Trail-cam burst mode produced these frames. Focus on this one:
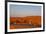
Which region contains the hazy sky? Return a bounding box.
[10,4,41,17]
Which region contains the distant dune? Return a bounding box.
[10,16,41,29]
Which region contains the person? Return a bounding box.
[29,20,32,24]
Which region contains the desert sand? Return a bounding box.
[10,16,41,29]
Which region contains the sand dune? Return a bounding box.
[10,16,41,29]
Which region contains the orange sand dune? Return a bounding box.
[10,16,41,29]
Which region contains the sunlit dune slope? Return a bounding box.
[10,16,41,29]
